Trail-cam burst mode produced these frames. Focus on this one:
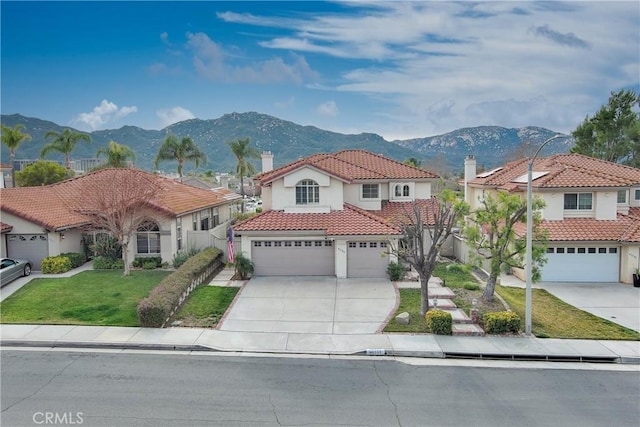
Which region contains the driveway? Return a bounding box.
[218,276,397,334]
[538,282,640,332]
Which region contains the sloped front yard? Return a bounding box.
[0,270,169,326]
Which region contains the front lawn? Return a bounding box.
[172,286,239,328]
[496,285,640,340]
[0,270,169,326]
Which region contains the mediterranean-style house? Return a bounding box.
[0,168,242,270]
[233,150,439,278]
[462,153,640,284]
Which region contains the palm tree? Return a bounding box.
[41,128,91,177]
[154,134,207,177]
[96,140,136,168]
[228,137,260,204]
[1,124,32,187]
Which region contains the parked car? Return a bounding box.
[0,257,32,287]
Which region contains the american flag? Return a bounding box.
[227,226,235,264]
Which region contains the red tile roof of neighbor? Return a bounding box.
[257,150,438,184]
[0,168,241,231]
[513,210,640,243]
[0,222,13,233]
[470,153,640,190]
[234,204,401,236]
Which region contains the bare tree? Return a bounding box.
[73,170,163,276]
[389,190,469,315]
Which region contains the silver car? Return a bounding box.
[0,257,32,287]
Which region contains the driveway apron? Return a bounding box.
[218,276,397,334]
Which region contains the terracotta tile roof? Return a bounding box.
[0,168,241,231]
[257,150,438,184]
[513,211,640,243]
[470,153,640,190]
[1,222,13,233]
[234,204,401,236]
[372,199,440,226]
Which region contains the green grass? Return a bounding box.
[173,286,239,327]
[0,270,169,326]
[496,285,640,340]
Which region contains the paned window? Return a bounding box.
[296,180,319,205]
[564,193,592,210]
[137,221,161,254]
[362,184,379,199]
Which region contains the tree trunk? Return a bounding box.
[65,155,72,178]
[483,273,498,302]
[122,243,130,277]
[10,150,15,187]
[240,175,245,213]
[420,275,430,316]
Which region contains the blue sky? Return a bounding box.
[1,1,639,141]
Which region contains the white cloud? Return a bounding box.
[156,106,196,127]
[185,32,319,84]
[72,99,137,130]
[237,1,639,136]
[316,101,339,117]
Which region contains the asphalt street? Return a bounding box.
[1,350,639,427]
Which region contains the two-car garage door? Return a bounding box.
[251,239,390,278]
[252,240,334,276]
[542,246,619,282]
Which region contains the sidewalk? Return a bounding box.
[1,266,639,365]
[1,324,639,364]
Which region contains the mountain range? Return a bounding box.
[0,112,573,174]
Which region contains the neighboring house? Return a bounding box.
[234,150,439,278]
[0,168,241,270]
[1,163,13,188]
[462,154,640,284]
[0,222,13,257]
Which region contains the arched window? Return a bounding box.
[403,185,410,197]
[394,185,402,197]
[137,220,161,254]
[394,184,410,198]
[296,180,319,205]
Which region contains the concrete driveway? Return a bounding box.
[538,282,640,332]
[218,276,397,334]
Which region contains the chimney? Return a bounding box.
[219,174,229,189]
[261,151,274,173]
[464,155,477,205]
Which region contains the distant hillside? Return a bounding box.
[1,113,572,173]
[394,126,573,170]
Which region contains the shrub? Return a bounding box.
[172,247,201,269]
[133,257,162,269]
[425,310,453,335]
[60,252,87,268]
[93,234,122,259]
[386,262,406,281]
[234,253,254,280]
[483,311,521,335]
[445,263,471,273]
[463,282,480,291]
[92,256,123,270]
[142,261,158,270]
[138,247,222,327]
[41,256,73,274]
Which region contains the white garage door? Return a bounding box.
[542,246,619,282]
[7,234,49,271]
[252,240,335,276]
[347,241,389,278]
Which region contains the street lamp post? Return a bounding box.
[525,134,564,336]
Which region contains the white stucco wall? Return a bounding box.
[621,245,638,284]
[539,192,564,220]
[343,183,384,210]
[594,191,617,220]
[270,168,344,211]
[335,239,348,278]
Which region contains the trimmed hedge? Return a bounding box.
[41,256,73,274]
[60,252,87,268]
[133,256,162,269]
[137,247,222,327]
[425,309,452,335]
[483,311,521,335]
[93,256,124,270]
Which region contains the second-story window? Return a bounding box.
[617,190,628,204]
[564,193,592,210]
[394,184,410,198]
[296,179,319,205]
[362,184,379,199]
